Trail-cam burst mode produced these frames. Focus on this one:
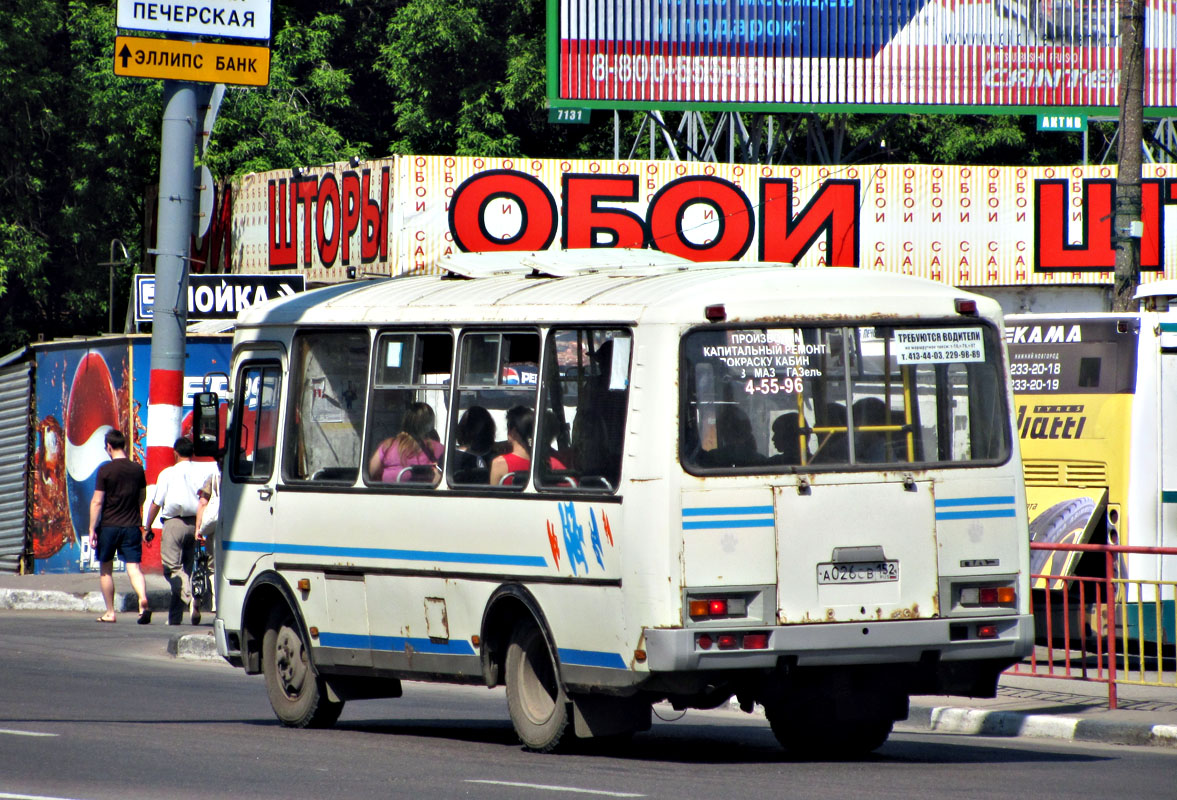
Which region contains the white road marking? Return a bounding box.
[0,793,89,800]
[465,780,644,797]
[0,729,58,738]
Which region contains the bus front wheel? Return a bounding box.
[262,605,343,728]
[505,622,571,752]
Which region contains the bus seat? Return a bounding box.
[452,467,490,485]
[396,465,440,484]
[311,466,358,482]
[499,470,529,487]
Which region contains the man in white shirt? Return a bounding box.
[144,437,216,625]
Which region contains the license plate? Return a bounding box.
[816,560,899,585]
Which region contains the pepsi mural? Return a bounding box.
[31,338,231,574]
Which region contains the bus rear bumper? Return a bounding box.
[643,615,1034,673]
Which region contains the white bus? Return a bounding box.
[1006,281,1177,646]
[194,254,1033,756]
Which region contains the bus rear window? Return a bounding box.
[681,324,1010,471]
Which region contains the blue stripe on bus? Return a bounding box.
[1159,322,1177,333]
[222,540,548,568]
[683,506,774,516]
[558,648,628,669]
[683,519,776,530]
[318,632,477,656]
[1163,491,1177,504]
[934,496,1017,508]
[935,509,1018,520]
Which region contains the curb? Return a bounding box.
[906,704,1177,749]
[0,587,170,614]
[167,631,221,661]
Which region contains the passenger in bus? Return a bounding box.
[810,403,849,464]
[451,405,496,480]
[368,401,444,483]
[767,412,802,466]
[853,397,890,463]
[489,406,566,486]
[700,406,765,467]
[571,408,618,483]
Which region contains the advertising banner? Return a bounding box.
[31,337,231,574]
[229,155,1177,287]
[552,0,1177,111]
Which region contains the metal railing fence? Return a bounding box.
[1007,542,1177,709]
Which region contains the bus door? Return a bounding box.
[222,357,285,582]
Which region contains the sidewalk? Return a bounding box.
[3,570,1176,748]
[0,569,218,660]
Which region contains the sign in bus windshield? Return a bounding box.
[1005,319,1139,394]
[683,323,1009,470]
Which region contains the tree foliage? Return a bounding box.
[0,0,1100,350]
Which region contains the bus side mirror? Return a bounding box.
[192,390,226,458]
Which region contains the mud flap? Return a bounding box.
[571,694,652,738]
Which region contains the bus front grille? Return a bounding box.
[1023,460,1107,487]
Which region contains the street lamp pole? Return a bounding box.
[99,239,131,334]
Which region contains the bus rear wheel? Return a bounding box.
[262,605,343,728]
[765,701,893,758]
[505,623,571,752]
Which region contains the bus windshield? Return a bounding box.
[681,323,1010,471]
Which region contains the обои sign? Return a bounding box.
[221,156,1177,287]
[116,0,272,40]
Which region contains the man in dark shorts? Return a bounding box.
[88,430,151,623]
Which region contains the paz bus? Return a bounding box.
[193,253,1033,756]
[1006,281,1177,646]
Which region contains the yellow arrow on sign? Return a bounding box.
[113,36,270,87]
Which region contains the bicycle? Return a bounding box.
[191,537,214,612]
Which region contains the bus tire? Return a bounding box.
[505,622,571,752]
[262,605,343,729]
[766,703,892,758]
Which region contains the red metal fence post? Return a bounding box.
[1105,549,1118,710]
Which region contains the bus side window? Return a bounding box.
[231,363,282,482]
[282,330,371,484]
[537,329,631,493]
[448,331,540,489]
[365,331,453,488]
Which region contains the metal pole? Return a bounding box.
[1113,0,1145,311]
[144,79,196,557]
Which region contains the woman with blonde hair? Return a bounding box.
[369,402,443,483]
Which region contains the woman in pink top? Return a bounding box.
[489,406,565,486]
[368,402,443,483]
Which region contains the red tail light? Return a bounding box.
[742,633,769,650]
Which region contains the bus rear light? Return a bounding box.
[954,298,978,315]
[717,634,739,650]
[977,624,999,639]
[697,633,714,650]
[705,304,726,322]
[960,585,1016,606]
[742,633,769,650]
[688,596,747,619]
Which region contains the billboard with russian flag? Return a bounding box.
[551,0,1177,112]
